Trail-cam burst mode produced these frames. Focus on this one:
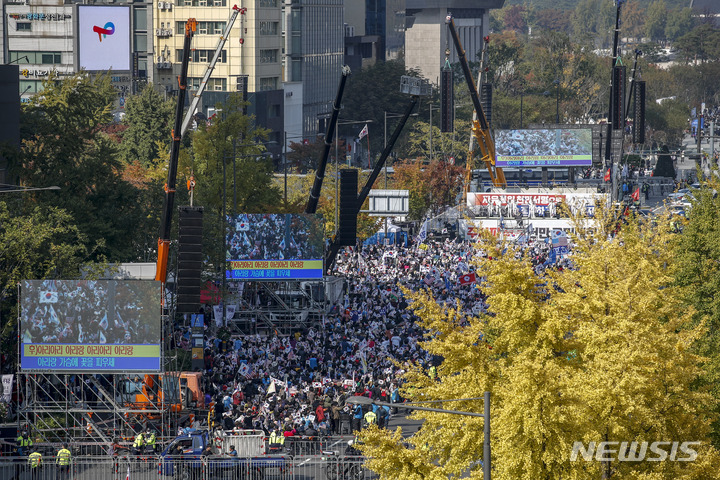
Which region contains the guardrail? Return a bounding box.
[0,454,374,479]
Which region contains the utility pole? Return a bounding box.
[605,0,624,204]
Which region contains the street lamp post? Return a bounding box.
[347,392,492,480]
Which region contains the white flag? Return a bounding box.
[415,220,428,244]
[358,124,369,140]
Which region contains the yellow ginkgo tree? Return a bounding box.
[357,210,720,479]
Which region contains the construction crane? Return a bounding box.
[446,14,506,188]
[180,5,246,137]
[156,18,197,284]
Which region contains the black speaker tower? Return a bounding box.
[633,81,646,144]
[338,169,358,247]
[611,65,625,130]
[441,68,454,133]
[177,206,203,314]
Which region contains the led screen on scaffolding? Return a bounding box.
[20,280,161,372]
[495,128,593,167]
[226,214,324,280]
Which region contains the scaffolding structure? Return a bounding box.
[226,280,329,335]
[15,307,186,454]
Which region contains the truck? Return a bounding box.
[159,429,289,479]
[117,372,205,416]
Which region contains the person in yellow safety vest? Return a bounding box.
[363,410,377,428]
[17,430,33,456]
[145,430,157,453]
[132,432,145,455]
[28,447,42,480]
[268,430,285,452]
[56,443,71,480]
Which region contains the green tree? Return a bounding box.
[644,0,668,42]
[665,7,695,42]
[189,94,282,271]
[339,60,422,157]
[12,72,143,261]
[0,202,89,371]
[570,0,614,47]
[119,84,174,167]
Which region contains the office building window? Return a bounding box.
[181,21,226,34]
[16,23,31,31]
[176,49,226,63]
[189,77,226,91]
[259,0,276,6]
[10,51,61,64]
[259,49,278,64]
[177,0,226,6]
[259,21,278,35]
[259,77,278,91]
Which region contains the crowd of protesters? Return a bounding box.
[173,235,575,441]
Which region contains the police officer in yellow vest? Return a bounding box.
[363,409,377,428]
[17,430,33,456]
[28,447,42,479]
[268,430,285,452]
[132,431,145,455]
[145,430,157,453]
[56,443,71,479]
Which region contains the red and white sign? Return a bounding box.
[468,193,566,207]
[459,273,476,285]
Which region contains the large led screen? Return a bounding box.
[78,6,131,71]
[226,214,324,280]
[20,280,161,372]
[495,128,593,167]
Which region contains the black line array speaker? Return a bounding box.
[633,81,646,144]
[611,65,626,130]
[338,169,358,247]
[177,206,203,314]
[481,83,493,128]
[441,68,454,133]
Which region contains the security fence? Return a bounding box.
[0,454,374,480]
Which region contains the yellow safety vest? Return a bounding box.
[17,436,33,447]
[269,432,285,445]
[364,411,377,424]
[56,448,71,466]
[133,434,144,448]
[146,434,156,447]
[28,452,42,468]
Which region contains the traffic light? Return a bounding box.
[441,68,454,133]
[611,65,625,130]
[177,206,203,314]
[338,169,358,247]
[633,81,646,144]
[481,83,493,128]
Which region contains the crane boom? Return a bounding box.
[305,65,352,214]
[180,5,245,137]
[156,18,197,284]
[445,15,506,188]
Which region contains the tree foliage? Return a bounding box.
[119,84,174,167]
[358,211,720,479]
[12,72,143,261]
[0,202,90,370]
[189,94,282,271]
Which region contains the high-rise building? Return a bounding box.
[155,0,283,113]
[405,0,505,85]
[283,0,343,138]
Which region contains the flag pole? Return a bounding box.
[367,134,371,169]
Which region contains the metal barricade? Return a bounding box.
[0,454,375,480]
